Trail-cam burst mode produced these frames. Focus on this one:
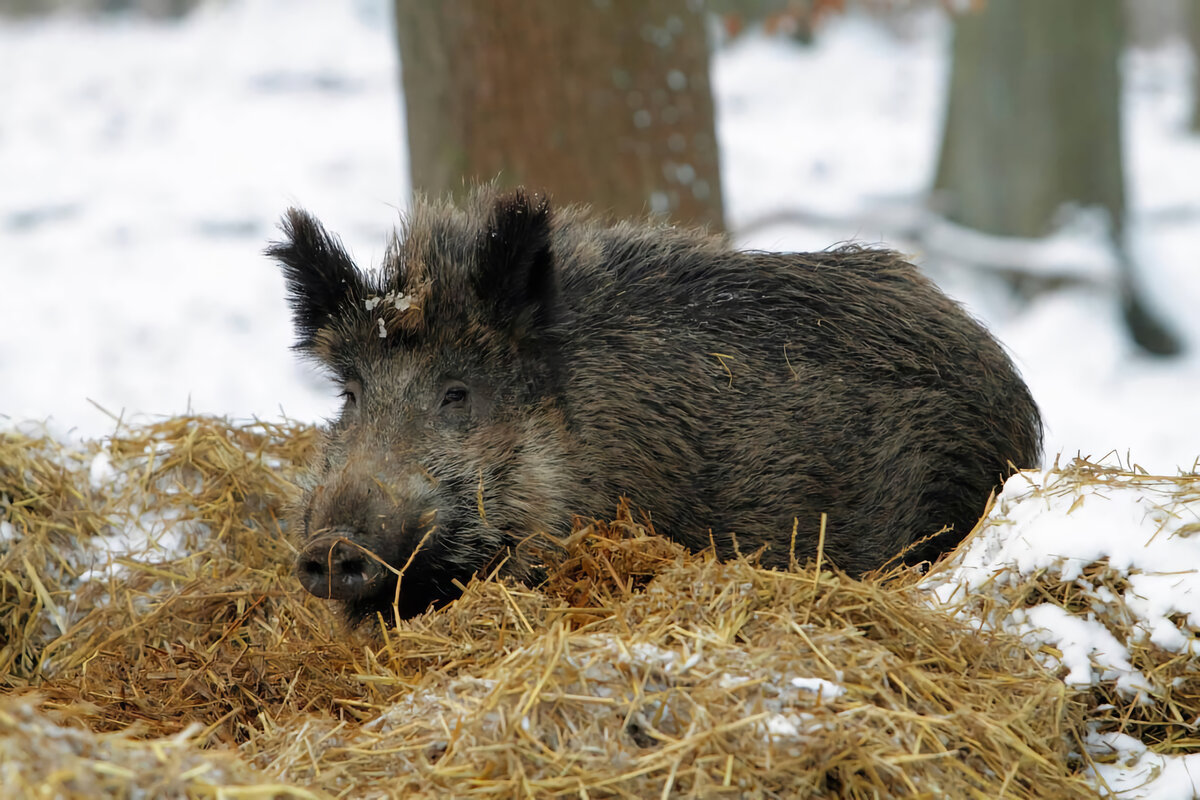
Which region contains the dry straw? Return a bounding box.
[1,417,1107,797]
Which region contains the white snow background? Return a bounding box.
[3,1,1200,796]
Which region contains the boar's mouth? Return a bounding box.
[295,530,470,623]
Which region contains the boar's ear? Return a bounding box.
[476,189,559,334]
[267,208,366,354]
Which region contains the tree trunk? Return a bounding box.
[934,0,1124,238]
[933,0,1180,355]
[1190,0,1200,132]
[394,0,726,230]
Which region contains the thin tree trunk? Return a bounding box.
[395,0,725,230]
[934,0,1125,238]
[1190,0,1200,131]
[934,0,1180,355]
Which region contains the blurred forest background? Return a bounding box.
[4,0,1196,356]
[3,0,1200,469]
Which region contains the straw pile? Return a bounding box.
[1,416,1101,797]
[925,458,1200,763]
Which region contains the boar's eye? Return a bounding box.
[440,384,469,409]
[340,379,362,408]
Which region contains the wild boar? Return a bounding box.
[269,186,1042,623]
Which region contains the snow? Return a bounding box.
[3,1,1200,795]
[1087,730,1200,800]
[1,0,404,437]
[762,712,816,738]
[88,451,114,487]
[789,676,845,699]
[1017,602,1150,694]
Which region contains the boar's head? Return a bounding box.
[269,190,570,624]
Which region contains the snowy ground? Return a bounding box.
[1,0,402,434]
[3,2,1200,795]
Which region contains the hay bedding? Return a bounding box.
[4,417,1177,798]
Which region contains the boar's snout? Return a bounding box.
[296,532,389,601]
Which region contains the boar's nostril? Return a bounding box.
[296,535,386,602]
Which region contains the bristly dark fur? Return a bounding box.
[270,185,1044,626]
[267,208,367,354]
[475,188,559,334]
